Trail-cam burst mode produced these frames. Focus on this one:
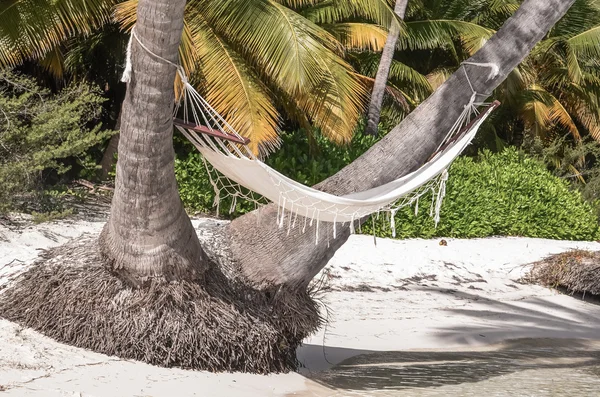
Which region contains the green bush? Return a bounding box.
[0,70,114,213]
[175,151,219,215]
[363,148,600,241]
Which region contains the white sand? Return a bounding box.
[1,217,600,396]
[299,236,600,373]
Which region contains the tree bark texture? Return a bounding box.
[99,121,120,180]
[99,0,208,284]
[226,0,576,289]
[365,0,409,136]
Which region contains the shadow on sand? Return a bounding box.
[299,290,600,393]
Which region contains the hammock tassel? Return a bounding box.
[429,188,435,217]
[287,203,293,236]
[390,209,398,238]
[434,169,449,227]
[302,207,309,234]
[372,217,377,246]
[279,198,287,229]
[333,213,338,239]
[276,193,282,226]
[315,212,320,245]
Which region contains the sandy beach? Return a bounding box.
[1,217,600,396]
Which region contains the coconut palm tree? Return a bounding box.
[98,0,207,282]
[365,0,409,136]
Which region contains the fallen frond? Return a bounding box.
[525,250,600,296]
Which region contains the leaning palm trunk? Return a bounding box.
[98,0,207,284]
[365,0,409,136]
[227,0,577,289]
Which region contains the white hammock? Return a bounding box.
[122,28,500,240]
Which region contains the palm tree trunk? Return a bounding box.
[99,0,208,285]
[226,0,576,289]
[99,119,120,180]
[364,0,409,136]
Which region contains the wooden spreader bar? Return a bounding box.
[173,118,251,145]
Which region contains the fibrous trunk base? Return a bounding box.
[0,237,321,373]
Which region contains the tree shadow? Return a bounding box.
[426,288,600,344]
[300,288,600,392]
[303,339,600,391]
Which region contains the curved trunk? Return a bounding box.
[227,0,576,289]
[365,0,409,136]
[99,129,120,180]
[99,0,208,285]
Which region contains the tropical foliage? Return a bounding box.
[1,0,401,155]
[366,148,600,241]
[391,1,600,160]
[0,70,113,212]
[0,0,116,74]
[2,0,600,239]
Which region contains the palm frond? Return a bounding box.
[189,16,281,155]
[397,19,493,54]
[294,54,368,143]
[521,86,581,141]
[552,0,600,37]
[356,73,412,110]
[470,0,519,27]
[439,0,519,29]
[324,22,388,52]
[199,0,340,92]
[198,0,367,143]
[352,52,432,103]
[113,0,137,29]
[0,0,115,68]
[548,96,582,141]
[562,85,600,142]
[302,0,397,27]
[387,60,434,101]
[38,46,65,79]
[565,41,583,85]
[426,67,453,90]
[568,26,600,60]
[271,0,323,9]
